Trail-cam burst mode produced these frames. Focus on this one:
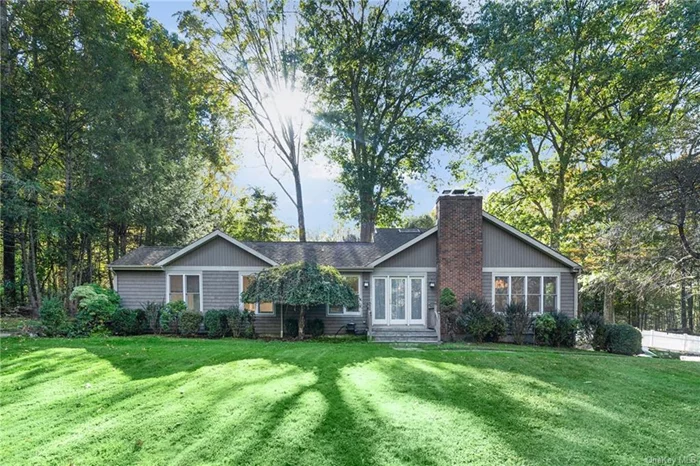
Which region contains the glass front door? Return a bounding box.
[373,276,425,326]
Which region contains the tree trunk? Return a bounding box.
[292,165,306,242]
[298,305,306,339]
[359,191,375,242]
[603,283,615,323]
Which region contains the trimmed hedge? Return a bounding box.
[535,312,578,347]
[110,308,147,336]
[179,311,203,337]
[204,309,231,338]
[606,324,642,355]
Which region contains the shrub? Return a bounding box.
[306,318,325,338]
[225,307,255,338]
[503,302,532,345]
[179,311,203,337]
[110,308,147,336]
[534,313,557,346]
[204,309,231,338]
[457,293,505,343]
[142,301,162,334]
[159,300,186,334]
[534,312,578,347]
[39,297,68,336]
[578,312,606,350]
[440,288,459,341]
[605,324,642,355]
[550,312,578,347]
[71,284,120,335]
[284,318,299,338]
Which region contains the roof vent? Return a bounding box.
[398,228,421,233]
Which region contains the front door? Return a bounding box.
[373,276,425,326]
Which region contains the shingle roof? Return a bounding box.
[244,229,427,268]
[110,246,182,266]
[109,229,429,268]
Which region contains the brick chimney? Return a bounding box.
[436,192,483,305]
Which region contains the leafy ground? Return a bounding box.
[1,337,698,466]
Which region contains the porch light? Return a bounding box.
[363,280,369,288]
[429,282,435,288]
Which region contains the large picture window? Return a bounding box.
[493,274,558,313]
[328,275,361,315]
[167,274,201,312]
[240,274,274,315]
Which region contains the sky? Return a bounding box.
[144,0,502,237]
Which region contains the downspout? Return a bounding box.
[280,304,284,338]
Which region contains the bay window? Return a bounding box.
[493,274,558,313]
[240,274,274,315]
[328,274,361,315]
[167,274,201,312]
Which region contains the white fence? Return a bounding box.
[642,330,700,354]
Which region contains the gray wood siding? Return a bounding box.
[203,271,238,310]
[482,272,492,303]
[483,220,566,268]
[560,272,576,318]
[170,237,270,267]
[379,234,436,268]
[115,271,166,308]
[427,271,437,312]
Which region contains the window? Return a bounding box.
[492,273,558,313]
[240,274,274,314]
[544,277,557,312]
[494,276,509,311]
[328,275,361,315]
[167,274,201,312]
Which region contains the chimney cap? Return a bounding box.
[467,189,476,196]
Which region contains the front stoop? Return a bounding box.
[371,326,439,344]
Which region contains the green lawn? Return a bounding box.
[1,337,698,466]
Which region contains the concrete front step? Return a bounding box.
[372,327,438,343]
[371,331,438,338]
[372,326,436,333]
[373,336,439,343]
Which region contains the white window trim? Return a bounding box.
[370,272,428,326]
[238,273,276,316]
[492,271,560,314]
[165,271,203,313]
[326,274,363,316]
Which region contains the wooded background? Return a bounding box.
[1,0,698,332]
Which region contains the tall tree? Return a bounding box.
[3,0,232,310]
[463,0,698,251]
[215,187,292,241]
[180,0,310,241]
[301,0,476,241]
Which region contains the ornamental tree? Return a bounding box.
[240,262,358,339]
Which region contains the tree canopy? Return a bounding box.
[301,0,477,240]
[240,261,358,338]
